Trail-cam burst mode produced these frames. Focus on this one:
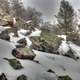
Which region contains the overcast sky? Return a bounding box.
[23,0,80,24]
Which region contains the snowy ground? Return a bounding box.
[0,27,80,80]
[1,39,80,80]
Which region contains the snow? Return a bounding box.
[58,40,70,55]
[33,50,80,80]
[1,28,80,80]
[0,39,15,58]
[29,28,42,37]
[0,26,11,33]
[68,41,80,57]
[1,38,80,80]
[18,29,30,36]
[9,28,41,47]
[0,39,58,80]
[25,37,32,47]
[57,35,66,41]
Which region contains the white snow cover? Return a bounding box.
[58,40,70,55]
[34,50,80,80]
[25,37,32,47]
[68,41,80,57]
[0,26,11,33]
[0,39,15,58]
[18,29,30,36]
[1,38,80,80]
[57,35,66,41]
[0,39,58,80]
[9,28,41,47]
[1,28,80,80]
[29,28,42,37]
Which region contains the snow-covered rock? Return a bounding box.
[68,41,80,58]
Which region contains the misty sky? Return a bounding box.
[23,0,80,24]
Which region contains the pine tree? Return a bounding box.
[0,0,10,14]
[56,0,74,33]
[11,0,27,19]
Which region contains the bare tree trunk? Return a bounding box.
[13,17,18,37]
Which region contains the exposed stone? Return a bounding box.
[17,38,27,47]
[12,48,36,60]
[47,69,55,73]
[0,32,10,41]
[0,73,7,80]
[17,74,27,80]
[4,58,23,70]
[58,75,72,80]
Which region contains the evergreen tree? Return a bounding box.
[11,0,27,20]
[26,7,42,27]
[56,0,74,33]
[0,0,10,14]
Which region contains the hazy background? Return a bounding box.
[22,0,80,24]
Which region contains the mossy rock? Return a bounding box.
[58,75,72,80]
[4,58,23,70]
[17,74,27,80]
[31,31,62,53]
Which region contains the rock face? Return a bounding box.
[32,40,55,53]
[0,32,10,41]
[17,38,27,48]
[31,32,62,54]
[12,48,36,60]
[63,49,77,60]
[58,75,72,80]
[0,73,7,80]
[4,58,23,70]
[17,74,27,80]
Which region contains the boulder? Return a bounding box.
[0,73,7,80]
[0,32,10,41]
[4,58,23,70]
[17,38,27,47]
[47,69,55,73]
[17,74,27,80]
[12,48,36,60]
[58,75,72,80]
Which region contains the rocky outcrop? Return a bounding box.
[4,58,23,70]
[58,75,72,80]
[12,48,36,60]
[0,73,7,80]
[31,33,62,54]
[17,74,27,80]
[17,38,27,48]
[0,32,10,41]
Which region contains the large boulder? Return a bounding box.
[12,48,36,60]
[0,32,10,41]
[31,31,62,53]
